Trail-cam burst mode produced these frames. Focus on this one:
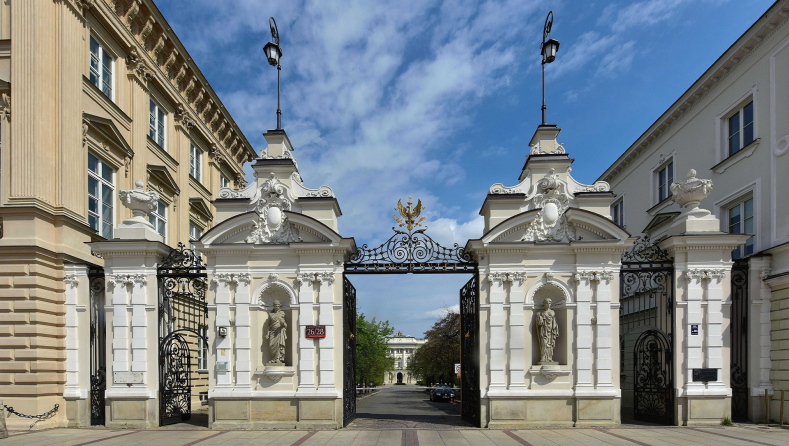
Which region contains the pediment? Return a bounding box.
[84,113,134,158]
[147,164,180,195]
[199,210,346,246]
[481,208,630,244]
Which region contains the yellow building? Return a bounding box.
[0,0,255,429]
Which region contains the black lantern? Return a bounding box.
[263,17,283,129]
[540,11,560,125]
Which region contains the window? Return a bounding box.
[220,174,230,189]
[149,201,167,242]
[149,99,166,148]
[657,162,674,203]
[190,143,202,182]
[189,222,202,251]
[612,199,624,227]
[728,197,754,259]
[197,326,208,370]
[88,153,114,239]
[728,101,754,156]
[89,36,113,100]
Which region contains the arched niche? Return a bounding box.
[529,282,569,367]
[252,278,297,371]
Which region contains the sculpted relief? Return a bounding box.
[266,300,288,365]
[536,298,560,365]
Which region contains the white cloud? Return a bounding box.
[600,0,687,33]
[424,304,460,319]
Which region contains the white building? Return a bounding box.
[384,331,426,384]
[599,0,789,423]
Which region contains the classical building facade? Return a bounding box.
[384,331,425,384]
[0,0,255,430]
[599,0,789,423]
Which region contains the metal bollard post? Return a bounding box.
[0,399,8,439]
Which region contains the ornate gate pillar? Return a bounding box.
[656,169,750,426]
[89,181,169,428]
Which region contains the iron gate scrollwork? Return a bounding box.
[88,267,106,426]
[342,275,357,427]
[460,274,480,428]
[158,243,207,426]
[620,235,674,425]
[730,259,749,421]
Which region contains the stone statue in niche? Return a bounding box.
[266,300,287,364]
[536,298,559,364]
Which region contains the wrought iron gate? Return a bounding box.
[88,267,106,426]
[343,197,479,427]
[157,243,207,426]
[620,236,674,425]
[730,259,749,421]
[460,274,480,428]
[342,276,357,427]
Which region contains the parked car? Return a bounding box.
[430,384,453,402]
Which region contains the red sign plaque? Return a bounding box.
[305,325,326,338]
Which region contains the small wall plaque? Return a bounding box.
[305,325,326,338]
[692,368,717,382]
[113,371,144,384]
[691,324,699,335]
[216,361,229,372]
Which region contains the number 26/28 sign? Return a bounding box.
[305,325,326,338]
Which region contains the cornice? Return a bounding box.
[599,2,789,183]
[95,0,256,166]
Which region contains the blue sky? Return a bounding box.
[159,0,773,337]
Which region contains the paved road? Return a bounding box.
[5,425,789,446]
[348,384,469,429]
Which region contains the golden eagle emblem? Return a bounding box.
[394,196,426,231]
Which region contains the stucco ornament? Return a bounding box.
[266,300,288,365]
[247,173,301,244]
[536,298,559,365]
[522,169,576,242]
[530,140,566,155]
[118,180,159,228]
[670,169,714,216]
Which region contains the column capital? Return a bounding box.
[63,274,80,289]
[487,272,510,285]
[685,268,726,283]
[318,272,335,284]
[295,272,316,286]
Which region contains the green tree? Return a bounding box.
[355,312,394,386]
[408,308,460,386]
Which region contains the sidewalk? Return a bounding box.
[3,425,789,446]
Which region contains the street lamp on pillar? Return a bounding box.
[540,11,560,126]
[263,17,283,130]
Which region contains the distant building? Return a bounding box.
[384,331,425,384]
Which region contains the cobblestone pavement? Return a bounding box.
[4,425,789,446]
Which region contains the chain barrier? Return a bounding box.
[2,404,59,430]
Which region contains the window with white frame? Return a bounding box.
[612,199,624,227]
[189,222,202,251]
[197,326,208,370]
[89,35,114,100]
[88,153,114,239]
[149,201,167,242]
[149,99,166,148]
[727,101,754,156]
[657,161,674,203]
[728,197,754,259]
[190,143,202,182]
[220,174,229,189]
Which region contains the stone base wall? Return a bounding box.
[678,396,731,426]
[64,398,89,427]
[770,283,789,423]
[208,398,341,430]
[105,398,158,429]
[0,248,67,430]
[486,397,619,427]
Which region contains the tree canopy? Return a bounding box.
[355,312,394,386]
[408,308,460,386]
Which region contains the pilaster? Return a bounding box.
[296,272,317,391]
[212,273,233,388]
[508,273,527,389]
[63,266,88,400]
[233,273,252,389]
[317,272,336,391]
[594,271,615,388]
[573,272,594,389]
[488,272,509,391]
